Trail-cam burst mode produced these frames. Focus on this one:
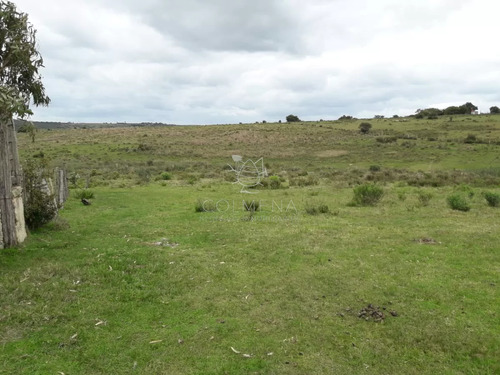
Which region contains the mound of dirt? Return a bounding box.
[358,304,398,322]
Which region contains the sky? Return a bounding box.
[13,0,500,125]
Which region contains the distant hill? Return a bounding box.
[13,119,176,130]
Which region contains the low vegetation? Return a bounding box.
[350,183,384,206]
[447,193,471,212]
[2,113,499,374]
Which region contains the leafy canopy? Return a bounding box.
[0,1,49,118]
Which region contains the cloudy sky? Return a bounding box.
[13,0,500,124]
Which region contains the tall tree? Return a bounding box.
[1,1,49,248]
[0,0,50,120]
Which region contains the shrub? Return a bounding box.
[74,189,95,200]
[456,184,475,198]
[22,158,58,230]
[305,201,329,215]
[359,122,372,134]
[243,200,260,212]
[350,184,384,206]
[195,199,216,212]
[268,175,282,189]
[447,194,470,212]
[160,172,172,180]
[369,165,381,172]
[484,192,500,207]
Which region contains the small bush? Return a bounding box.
[359,122,372,134]
[369,165,381,172]
[74,189,95,199]
[195,199,216,212]
[23,158,58,230]
[268,175,282,189]
[484,192,500,207]
[243,200,260,212]
[350,184,384,206]
[160,172,172,180]
[305,201,329,215]
[456,184,475,198]
[447,194,470,212]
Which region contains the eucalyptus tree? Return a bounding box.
[0,0,50,120]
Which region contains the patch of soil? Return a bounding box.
[358,304,398,322]
[315,149,349,158]
[414,237,439,244]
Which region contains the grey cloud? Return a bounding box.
[11,0,500,124]
[93,0,303,53]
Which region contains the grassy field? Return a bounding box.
[1,115,499,374]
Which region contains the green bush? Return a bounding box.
[243,200,260,212]
[305,201,329,215]
[74,189,95,200]
[160,172,172,180]
[22,158,58,230]
[268,175,282,189]
[456,184,475,198]
[484,192,500,207]
[359,122,372,134]
[195,199,216,212]
[369,165,381,172]
[350,184,384,206]
[447,194,470,212]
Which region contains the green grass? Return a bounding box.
[2,115,500,373]
[1,184,499,374]
[16,114,500,188]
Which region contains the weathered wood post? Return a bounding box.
[55,167,69,208]
[0,117,27,248]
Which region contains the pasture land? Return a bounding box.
[1,115,499,374]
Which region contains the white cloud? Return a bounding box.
[11,0,500,123]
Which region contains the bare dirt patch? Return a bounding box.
[414,237,440,244]
[358,304,398,323]
[315,150,348,158]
